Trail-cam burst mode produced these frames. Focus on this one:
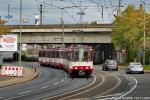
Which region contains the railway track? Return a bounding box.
[43,71,121,100]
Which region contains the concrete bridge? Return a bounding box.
[9,24,112,44]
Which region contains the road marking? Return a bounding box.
[54,82,59,85]
[0,97,3,99]
[116,75,137,100]
[62,74,105,100]
[60,79,64,82]
[56,73,106,100]
[96,73,122,97]
[40,86,49,89]
[18,91,31,95]
[44,74,98,100]
[95,93,122,98]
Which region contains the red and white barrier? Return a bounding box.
[0,66,23,76]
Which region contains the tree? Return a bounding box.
[112,5,150,62]
[0,18,11,35]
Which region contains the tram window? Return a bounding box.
[66,52,69,60]
[88,51,93,61]
[60,51,63,58]
[49,51,52,58]
[48,51,50,57]
[74,50,79,61]
[56,51,58,58]
[39,51,42,57]
[43,51,46,57]
[64,52,67,59]
[74,48,89,61]
[52,51,54,58]
[45,51,48,57]
[83,51,88,61]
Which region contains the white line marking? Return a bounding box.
[40,86,49,89]
[115,75,138,100]
[95,94,122,98]
[100,73,121,96]
[61,72,105,100]
[18,91,31,95]
[54,82,59,85]
[61,74,105,100]
[60,79,64,82]
[45,74,98,100]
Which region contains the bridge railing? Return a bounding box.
[6,24,112,29]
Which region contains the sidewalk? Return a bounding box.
[0,67,39,88]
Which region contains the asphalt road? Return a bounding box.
[0,62,150,100]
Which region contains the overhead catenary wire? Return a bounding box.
[35,0,78,23]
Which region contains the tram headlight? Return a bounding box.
[74,67,78,70]
[85,66,89,69]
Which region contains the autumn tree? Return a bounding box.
[112,4,150,62]
[0,18,11,35]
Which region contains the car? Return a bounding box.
[102,59,118,71]
[126,62,144,74]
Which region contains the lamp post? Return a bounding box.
[19,0,22,67]
[141,1,146,67]
[60,8,64,47]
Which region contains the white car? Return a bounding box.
[126,62,144,74]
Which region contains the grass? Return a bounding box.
[144,65,150,70]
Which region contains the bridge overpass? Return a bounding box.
[10,24,112,44]
[8,24,113,63]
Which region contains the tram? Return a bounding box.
[39,45,93,78]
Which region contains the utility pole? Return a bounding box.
[61,8,64,47]
[40,4,43,25]
[102,6,104,19]
[7,4,10,24]
[141,1,146,67]
[118,0,122,15]
[19,0,22,67]
[60,6,77,47]
[78,0,85,45]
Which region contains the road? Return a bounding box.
[0,62,150,100]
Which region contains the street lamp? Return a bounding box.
[60,8,64,47]
[142,1,145,66]
[19,0,22,67]
[141,1,146,67]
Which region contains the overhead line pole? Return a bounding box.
[61,8,64,47]
[19,0,22,67]
[40,4,43,25]
[118,0,122,15]
[60,6,77,47]
[141,1,146,67]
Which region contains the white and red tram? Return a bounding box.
[39,45,93,78]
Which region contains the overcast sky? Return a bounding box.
[0,0,150,25]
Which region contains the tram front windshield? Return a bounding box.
[74,48,89,61]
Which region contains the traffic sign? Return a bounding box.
[77,11,85,15]
[5,15,13,18]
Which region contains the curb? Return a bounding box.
[0,68,40,89]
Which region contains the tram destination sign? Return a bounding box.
[0,34,17,51]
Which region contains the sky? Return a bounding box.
[0,0,150,25]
